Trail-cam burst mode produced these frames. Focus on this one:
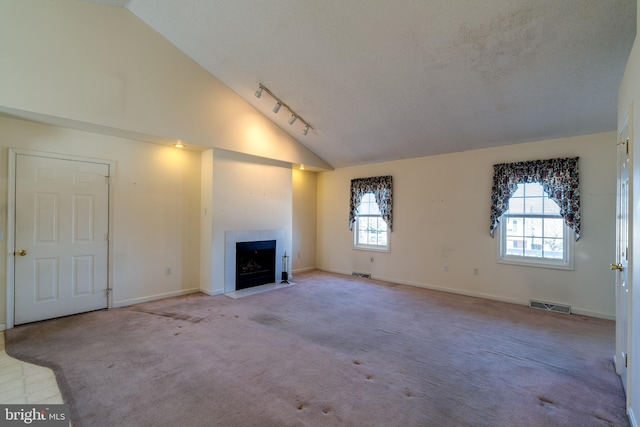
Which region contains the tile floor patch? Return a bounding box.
[0,332,64,406]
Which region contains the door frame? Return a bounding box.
[6,148,115,329]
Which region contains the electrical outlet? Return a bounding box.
[443,264,448,272]
[473,267,480,275]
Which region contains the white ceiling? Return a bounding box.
[88,0,636,168]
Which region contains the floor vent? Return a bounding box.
[352,272,371,279]
[529,300,571,314]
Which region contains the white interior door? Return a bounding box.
[614,121,630,392]
[14,154,110,325]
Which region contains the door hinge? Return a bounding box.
[106,288,112,297]
[104,176,111,185]
[618,138,630,155]
[625,353,629,368]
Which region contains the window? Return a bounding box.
[498,182,573,269]
[354,192,389,250]
[349,175,393,251]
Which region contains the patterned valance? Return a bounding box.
[349,176,393,231]
[490,157,580,240]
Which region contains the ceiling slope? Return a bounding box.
[89,0,636,168]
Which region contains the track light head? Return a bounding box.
[256,84,313,133]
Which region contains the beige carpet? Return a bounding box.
[6,271,628,426]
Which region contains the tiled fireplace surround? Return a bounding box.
[224,229,285,293]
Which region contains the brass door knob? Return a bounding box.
[610,263,623,271]
[17,249,27,256]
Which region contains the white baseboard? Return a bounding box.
[113,287,201,308]
[0,324,5,332]
[199,288,224,296]
[292,266,315,274]
[317,268,614,320]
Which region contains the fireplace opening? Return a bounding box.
[235,240,276,290]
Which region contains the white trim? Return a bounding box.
[6,148,115,329]
[0,324,6,332]
[293,266,315,274]
[317,268,614,320]
[113,288,201,308]
[199,288,224,296]
[629,407,637,427]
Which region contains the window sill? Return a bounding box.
[353,245,390,253]
[497,256,574,271]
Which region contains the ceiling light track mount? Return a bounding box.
[255,83,313,136]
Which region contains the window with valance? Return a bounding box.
[349,175,393,232]
[490,157,580,240]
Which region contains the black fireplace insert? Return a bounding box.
[235,240,276,290]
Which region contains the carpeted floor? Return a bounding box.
[5,271,628,426]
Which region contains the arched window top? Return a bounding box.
[489,157,580,240]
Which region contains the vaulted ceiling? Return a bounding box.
[88,0,636,168]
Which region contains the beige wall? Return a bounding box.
[0,116,202,328]
[0,0,331,170]
[292,169,318,273]
[317,132,616,318]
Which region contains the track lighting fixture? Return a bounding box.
[254,83,313,136]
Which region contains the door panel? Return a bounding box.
[14,154,109,325]
[615,120,630,392]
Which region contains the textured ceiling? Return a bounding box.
[88,0,636,168]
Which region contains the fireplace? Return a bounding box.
[224,229,284,293]
[235,240,276,290]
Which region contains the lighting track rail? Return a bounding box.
[255,83,313,135]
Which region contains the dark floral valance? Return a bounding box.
[490,157,580,240]
[349,175,393,231]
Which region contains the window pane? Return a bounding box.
[543,218,564,238]
[524,197,544,215]
[544,198,561,215]
[543,238,563,259]
[367,218,378,244]
[505,237,524,256]
[508,198,524,214]
[505,217,521,234]
[512,185,525,197]
[524,183,543,196]
[377,219,388,245]
[528,237,543,257]
[357,193,381,216]
[524,218,543,237]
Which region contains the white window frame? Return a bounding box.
[496,183,574,270]
[353,193,390,252]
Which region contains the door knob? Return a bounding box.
[17,249,27,256]
[610,263,623,271]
